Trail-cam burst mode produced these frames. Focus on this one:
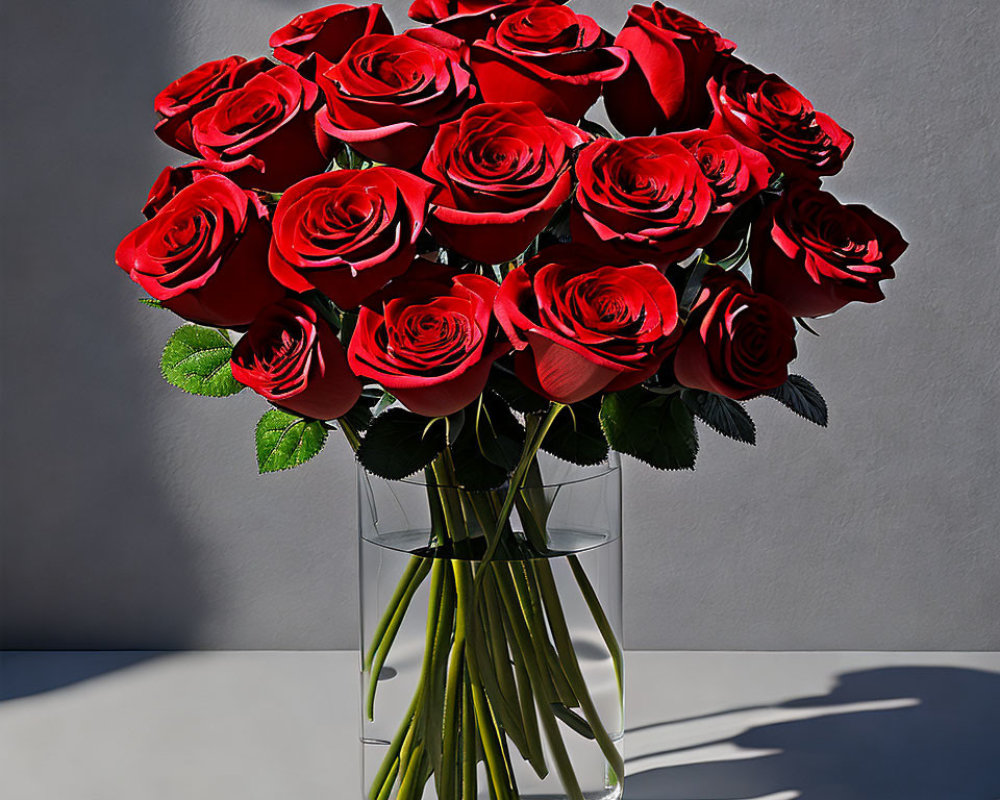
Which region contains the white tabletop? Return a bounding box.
[2,651,998,799]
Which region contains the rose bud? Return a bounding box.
[348,264,510,417]
[408,0,565,42]
[605,3,736,135]
[230,298,362,420]
[142,163,218,219]
[708,59,854,180]
[268,167,435,310]
[422,102,589,264]
[316,30,476,169]
[115,174,284,328]
[269,4,392,67]
[750,184,907,318]
[154,56,270,155]
[189,64,330,192]
[570,135,716,265]
[469,3,629,123]
[672,269,797,400]
[495,245,681,404]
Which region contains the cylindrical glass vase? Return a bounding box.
[358,452,624,800]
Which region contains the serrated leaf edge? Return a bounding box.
[256,410,327,474]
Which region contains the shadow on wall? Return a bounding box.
[625,666,1000,800]
[0,2,206,655]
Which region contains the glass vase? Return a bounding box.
[358,451,624,800]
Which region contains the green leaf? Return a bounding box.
[489,363,549,414]
[682,390,756,445]
[160,325,243,397]
[357,408,447,480]
[474,394,525,471]
[600,387,698,470]
[255,409,328,474]
[766,375,828,427]
[541,399,609,466]
[341,399,375,432]
[139,297,165,309]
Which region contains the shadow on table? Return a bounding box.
[0,652,164,702]
[625,666,1000,800]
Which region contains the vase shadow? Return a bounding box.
[624,666,1000,800]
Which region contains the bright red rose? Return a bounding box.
[469,3,629,123]
[230,298,362,420]
[154,56,270,155]
[269,167,435,310]
[115,174,284,327]
[409,0,563,41]
[571,135,716,264]
[142,163,218,219]
[708,59,854,180]
[750,184,907,318]
[422,102,588,264]
[673,269,796,400]
[269,4,392,67]
[348,265,509,416]
[605,4,735,136]
[495,245,681,404]
[316,29,475,169]
[189,65,329,192]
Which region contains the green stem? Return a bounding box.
[568,554,624,705]
[367,558,433,720]
[534,560,626,784]
[364,556,425,672]
[338,415,362,452]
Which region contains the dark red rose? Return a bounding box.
[269,4,392,67]
[347,265,509,416]
[750,184,907,318]
[154,56,270,155]
[142,163,218,219]
[670,130,773,213]
[230,298,361,420]
[268,167,435,310]
[673,268,796,400]
[469,3,629,123]
[422,102,588,264]
[495,245,680,404]
[570,135,716,264]
[316,29,475,169]
[708,59,854,180]
[115,174,284,327]
[189,65,329,192]
[605,4,735,136]
[409,0,563,41]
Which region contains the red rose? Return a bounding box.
[190,65,329,192]
[115,174,284,327]
[154,56,270,155]
[605,4,735,136]
[409,0,562,41]
[750,184,907,318]
[316,29,475,169]
[422,102,588,264]
[268,167,435,310]
[708,59,854,180]
[469,3,629,123]
[230,298,362,420]
[670,130,773,213]
[673,269,796,400]
[269,4,393,67]
[348,265,509,416]
[571,135,716,264]
[495,245,680,404]
[142,163,217,219]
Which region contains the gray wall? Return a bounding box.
[1,0,998,651]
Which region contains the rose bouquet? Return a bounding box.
[116,2,907,798]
